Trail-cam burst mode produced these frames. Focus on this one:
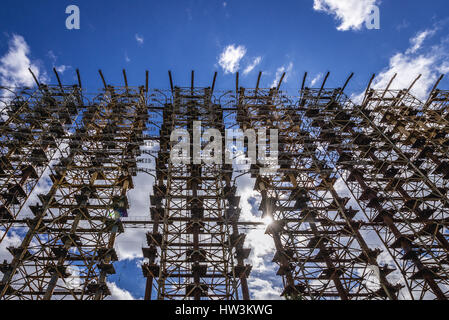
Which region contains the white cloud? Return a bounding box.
[246,228,276,273]
[0,34,44,88]
[135,34,144,45]
[234,174,276,273]
[55,65,70,73]
[115,228,146,260]
[396,19,410,31]
[372,54,437,100]
[47,50,57,63]
[248,278,283,300]
[218,44,247,74]
[313,0,380,31]
[439,61,449,73]
[243,56,262,75]
[367,29,448,101]
[46,50,71,75]
[106,282,135,300]
[114,147,156,260]
[406,29,435,54]
[271,62,293,88]
[0,230,22,264]
[310,72,323,87]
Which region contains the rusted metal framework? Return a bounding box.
[142,74,252,300]
[299,76,449,300]
[0,80,147,299]
[0,84,81,242]
[236,83,395,300]
[0,70,447,300]
[234,71,449,300]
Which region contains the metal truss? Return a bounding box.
[0,80,148,299]
[0,70,447,300]
[297,73,449,300]
[236,82,399,300]
[0,84,82,242]
[142,76,253,300]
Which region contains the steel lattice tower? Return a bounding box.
[0,84,81,242]
[142,75,252,300]
[236,80,399,300]
[0,80,148,299]
[295,73,449,299]
[0,70,448,300]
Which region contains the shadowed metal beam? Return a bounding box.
[406,74,422,93]
[123,69,129,88]
[53,68,63,91]
[145,70,149,92]
[99,69,107,89]
[301,72,308,91]
[385,73,397,91]
[390,74,422,108]
[28,68,41,89]
[256,71,262,94]
[76,69,82,88]
[424,74,445,111]
[366,73,376,92]
[211,72,217,94]
[276,72,286,91]
[317,71,330,96]
[363,73,396,107]
[168,70,174,93]
[361,73,376,105]
[341,72,354,92]
[235,72,239,94]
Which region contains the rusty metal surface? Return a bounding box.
[0,71,447,300]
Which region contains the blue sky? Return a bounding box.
[1,0,449,93]
[1,0,449,300]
